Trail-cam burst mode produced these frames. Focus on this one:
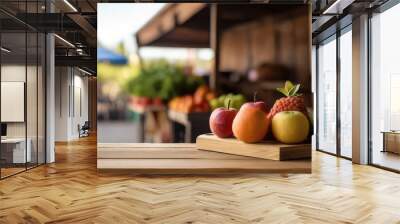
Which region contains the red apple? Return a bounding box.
[209,105,237,138]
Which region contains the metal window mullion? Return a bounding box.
[0,21,2,179]
[25,0,28,171]
[73,68,75,118]
[68,68,71,118]
[44,33,47,165]
[367,11,373,165]
[315,44,320,150]
[336,28,341,157]
[36,1,39,167]
[60,67,62,117]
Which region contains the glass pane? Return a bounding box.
[0,1,46,178]
[371,4,400,171]
[27,31,38,169]
[1,30,27,177]
[339,29,352,158]
[312,46,317,150]
[317,37,337,154]
[26,0,40,170]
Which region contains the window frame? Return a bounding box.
[315,23,353,160]
[367,0,400,173]
[0,1,47,180]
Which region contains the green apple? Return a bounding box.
[271,111,309,144]
[232,94,246,109]
[210,98,221,110]
[224,94,246,110]
[217,95,226,106]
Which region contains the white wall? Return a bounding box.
[1,65,29,138]
[55,67,70,141]
[70,73,89,139]
[55,67,89,141]
[2,63,46,164]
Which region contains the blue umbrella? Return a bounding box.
[97,47,128,65]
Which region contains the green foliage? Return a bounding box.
[125,60,204,101]
[210,93,246,110]
[98,62,139,91]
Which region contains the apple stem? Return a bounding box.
[227,99,231,109]
[253,92,257,103]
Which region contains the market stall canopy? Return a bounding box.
[135,3,209,48]
[135,3,310,49]
[97,47,128,65]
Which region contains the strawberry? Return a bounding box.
[268,81,307,119]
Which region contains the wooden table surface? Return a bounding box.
[2,136,400,223]
[97,143,311,174]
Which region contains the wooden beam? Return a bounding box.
[136,3,206,47]
[210,4,220,91]
[135,37,143,69]
[67,14,97,39]
[142,27,209,48]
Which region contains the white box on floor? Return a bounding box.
[1,138,31,163]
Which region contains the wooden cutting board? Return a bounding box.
[196,134,311,161]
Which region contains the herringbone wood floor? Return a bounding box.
[1,136,400,224]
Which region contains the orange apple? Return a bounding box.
[232,102,270,143]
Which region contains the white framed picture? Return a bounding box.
[1,81,25,122]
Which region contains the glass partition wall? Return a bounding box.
[317,35,337,155]
[339,28,352,159]
[315,0,400,171]
[0,2,46,179]
[316,26,352,159]
[0,29,27,177]
[370,2,400,171]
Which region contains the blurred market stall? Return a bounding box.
[134,3,311,143]
[98,47,128,65]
